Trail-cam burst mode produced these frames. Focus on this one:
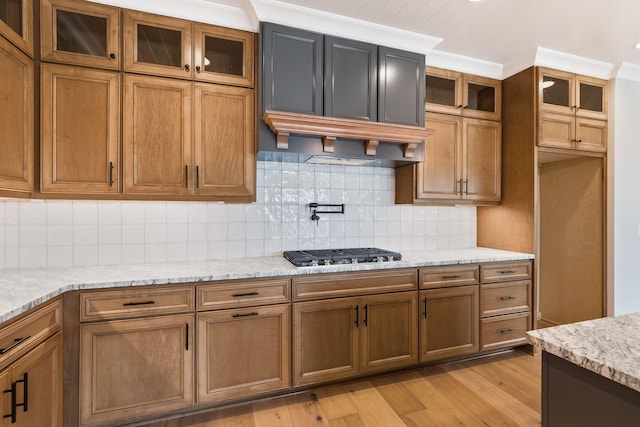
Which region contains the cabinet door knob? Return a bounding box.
[576,139,582,143]
[109,53,116,59]
[196,65,201,72]
[185,64,190,71]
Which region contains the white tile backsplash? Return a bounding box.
[0,161,477,269]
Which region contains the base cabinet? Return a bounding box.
[293,291,417,386]
[197,304,290,404]
[0,333,63,427]
[79,314,194,426]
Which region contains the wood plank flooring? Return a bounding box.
[141,349,540,427]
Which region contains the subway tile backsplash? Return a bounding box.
[0,161,476,270]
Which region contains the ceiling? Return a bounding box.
[267,0,640,77]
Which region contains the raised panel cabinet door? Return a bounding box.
[124,10,192,79]
[79,314,194,426]
[194,83,255,199]
[40,0,120,69]
[361,292,418,374]
[193,23,254,87]
[123,74,192,195]
[419,286,479,363]
[576,117,607,152]
[262,22,323,115]
[8,333,63,427]
[415,112,461,200]
[293,298,359,386]
[41,63,120,194]
[324,36,377,121]
[0,0,32,56]
[538,111,575,150]
[197,304,290,404]
[0,36,33,195]
[462,118,501,202]
[378,45,425,127]
[0,369,9,427]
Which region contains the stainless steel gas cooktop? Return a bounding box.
[283,248,402,267]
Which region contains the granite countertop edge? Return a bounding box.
[527,313,640,393]
[0,247,533,324]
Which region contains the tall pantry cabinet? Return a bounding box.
[477,66,607,328]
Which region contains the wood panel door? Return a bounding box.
[41,63,120,194]
[123,74,192,195]
[79,314,194,426]
[0,369,9,427]
[416,112,461,200]
[419,286,479,363]
[0,0,32,56]
[539,157,604,327]
[463,118,501,202]
[0,36,33,195]
[194,83,255,199]
[361,292,418,374]
[575,117,607,153]
[40,0,120,69]
[197,304,290,404]
[538,111,574,150]
[5,333,63,427]
[293,298,359,386]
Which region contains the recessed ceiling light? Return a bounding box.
[468,0,484,2]
[635,41,640,49]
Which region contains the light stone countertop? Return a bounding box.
[527,313,640,393]
[0,247,533,324]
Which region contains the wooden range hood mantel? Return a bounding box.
[263,110,434,158]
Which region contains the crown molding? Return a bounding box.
[249,0,442,55]
[426,50,502,79]
[615,62,640,83]
[534,47,614,80]
[87,0,257,31]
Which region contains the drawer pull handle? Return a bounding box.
[232,312,259,318]
[232,292,259,298]
[2,373,27,423]
[499,270,517,274]
[500,296,516,301]
[0,335,30,355]
[500,329,515,334]
[122,301,155,307]
[442,275,461,279]
[3,382,16,422]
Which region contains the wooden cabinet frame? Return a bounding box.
[0,0,33,56]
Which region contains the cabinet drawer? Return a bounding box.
[420,265,479,289]
[197,278,290,311]
[292,269,417,301]
[480,280,531,317]
[80,286,195,321]
[480,312,531,351]
[480,261,532,283]
[0,299,62,368]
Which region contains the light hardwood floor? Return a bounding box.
[141,349,540,427]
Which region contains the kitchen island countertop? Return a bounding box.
[0,246,532,324]
[527,313,640,393]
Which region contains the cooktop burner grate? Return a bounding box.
[283,247,402,267]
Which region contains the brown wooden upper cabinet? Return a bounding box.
[0,0,33,56]
[0,35,33,197]
[538,68,607,153]
[425,66,501,121]
[125,10,254,87]
[40,0,120,69]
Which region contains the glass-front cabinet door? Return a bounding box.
[539,68,575,114]
[425,67,462,116]
[124,10,192,79]
[193,24,254,87]
[576,75,607,119]
[425,67,500,120]
[41,0,120,69]
[462,74,501,120]
[0,0,32,55]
